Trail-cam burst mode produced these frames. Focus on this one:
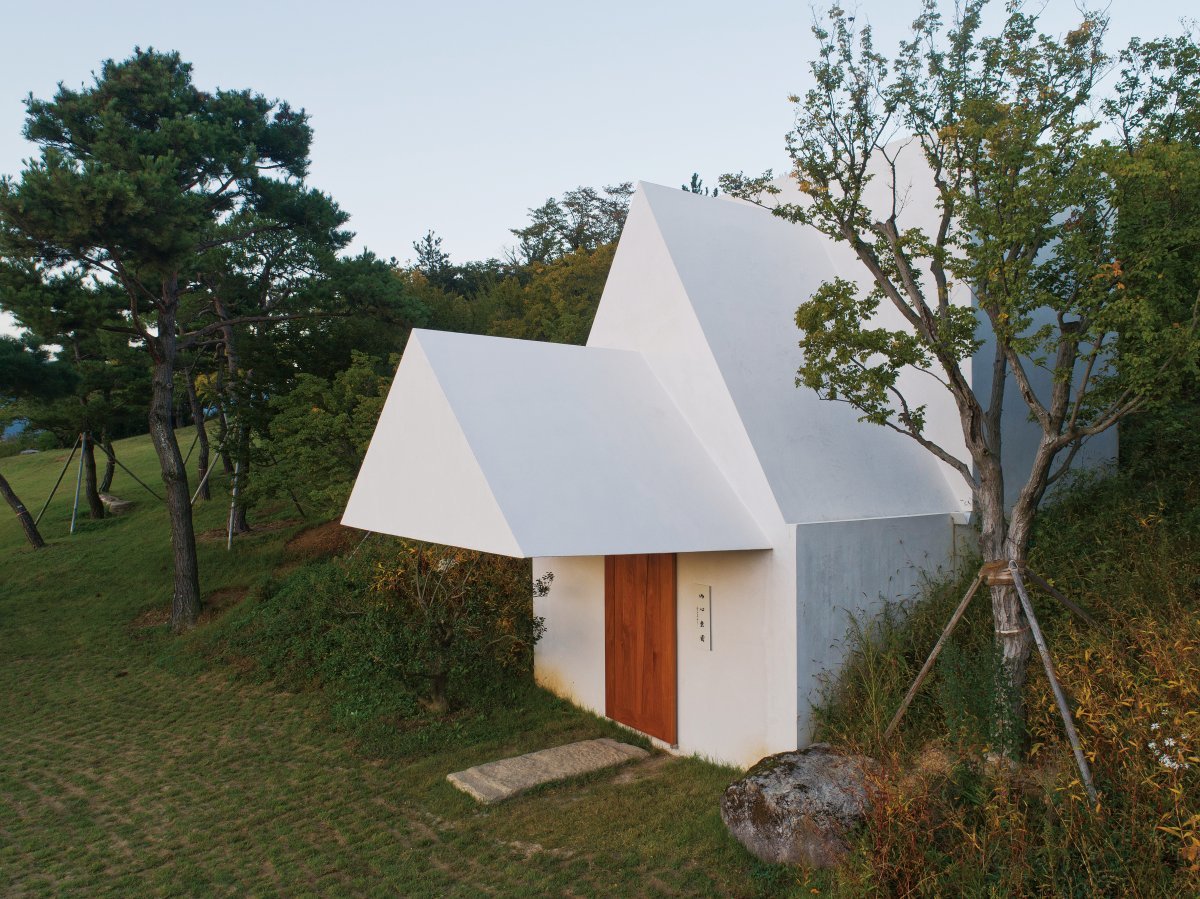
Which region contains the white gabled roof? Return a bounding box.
[342,329,770,557]
[589,179,970,524]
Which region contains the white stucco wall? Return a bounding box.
[532,555,607,716]
[534,544,797,769]
[794,512,962,745]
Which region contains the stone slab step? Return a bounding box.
[447,737,649,804]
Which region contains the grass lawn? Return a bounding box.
[0,434,792,897]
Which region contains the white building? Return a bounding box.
[343,150,1114,767]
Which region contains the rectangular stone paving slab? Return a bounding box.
[447,738,650,804]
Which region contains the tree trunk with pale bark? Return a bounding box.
[217,303,251,534]
[98,430,115,493]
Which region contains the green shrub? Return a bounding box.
[365,540,550,714]
[214,536,548,747]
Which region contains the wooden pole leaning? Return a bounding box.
[1023,568,1098,626]
[226,457,240,551]
[1009,561,1099,806]
[190,460,217,505]
[34,433,81,526]
[69,432,85,535]
[190,428,231,506]
[883,570,986,742]
[182,428,200,466]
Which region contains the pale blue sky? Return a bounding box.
[0,0,1194,282]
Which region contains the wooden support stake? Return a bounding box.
[1024,568,1098,626]
[69,432,85,535]
[883,571,985,742]
[182,428,200,466]
[34,433,81,526]
[190,462,217,506]
[227,457,240,551]
[189,428,232,506]
[347,530,375,559]
[1009,561,1099,807]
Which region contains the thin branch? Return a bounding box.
[1000,338,1051,430]
[1045,437,1086,486]
[179,311,341,346]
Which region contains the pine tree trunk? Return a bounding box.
[186,377,211,501]
[82,432,105,519]
[147,280,202,632]
[0,471,46,549]
[214,381,235,476]
[98,430,115,493]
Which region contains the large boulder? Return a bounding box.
[720,743,878,867]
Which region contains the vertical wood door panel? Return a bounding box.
[605,553,677,744]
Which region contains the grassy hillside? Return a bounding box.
[0,434,785,897]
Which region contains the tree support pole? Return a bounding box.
[884,571,985,742]
[182,427,200,466]
[227,457,240,551]
[1023,568,1097,626]
[190,428,231,506]
[347,530,375,559]
[97,442,165,502]
[69,432,85,535]
[34,433,81,526]
[190,461,218,506]
[1010,562,1098,807]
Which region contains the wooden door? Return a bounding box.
[605,553,677,744]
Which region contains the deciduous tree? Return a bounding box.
[723,2,1200,748]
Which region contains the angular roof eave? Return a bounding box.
[343,330,771,558]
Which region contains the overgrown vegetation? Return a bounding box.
[207,537,550,749]
[805,406,1200,896]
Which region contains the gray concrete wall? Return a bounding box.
[794,513,962,745]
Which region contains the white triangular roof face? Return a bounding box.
[342,334,521,555]
[590,181,968,525]
[343,330,769,556]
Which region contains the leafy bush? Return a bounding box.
[366,541,550,713]
[214,535,548,747]
[250,351,393,519]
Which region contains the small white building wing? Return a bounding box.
[342,329,770,557]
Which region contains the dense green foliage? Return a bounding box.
[250,351,393,519]
[214,538,549,741]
